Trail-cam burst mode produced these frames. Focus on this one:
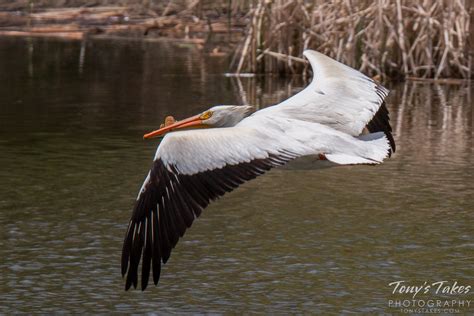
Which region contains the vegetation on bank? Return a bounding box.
[231,0,472,80]
[0,0,472,79]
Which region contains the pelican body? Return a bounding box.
[121,50,396,290]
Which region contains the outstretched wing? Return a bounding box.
[121,50,397,291]
[256,50,395,153]
[121,127,298,290]
[121,117,392,290]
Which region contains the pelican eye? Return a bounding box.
[200,111,213,120]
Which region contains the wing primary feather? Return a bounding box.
[198,172,228,195]
[180,174,210,208]
[172,185,195,227]
[244,163,268,175]
[160,168,187,237]
[194,174,220,201]
[231,165,255,181]
[156,197,172,264]
[125,220,143,290]
[121,220,133,277]
[169,186,187,237]
[163,186,184,241]
[151,208,162,285]
[169,173,196,226]
[206,171,235,192]
[159,206,173,263]
[159,195,178,260]
[366,102,396,154]
[157,168,180,248]
[217,168,244,186]
[141,215,152,291]
[176,180,205,218]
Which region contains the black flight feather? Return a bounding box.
[121,152,296,291]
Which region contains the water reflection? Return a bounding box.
[0,37,472,314]
[391,81,472,163]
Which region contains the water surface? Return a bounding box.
[0,37,472,314]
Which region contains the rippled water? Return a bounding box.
[0,37,472,314]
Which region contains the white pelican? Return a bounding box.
[121,50,396,290]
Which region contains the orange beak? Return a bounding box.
[143,114,205,139]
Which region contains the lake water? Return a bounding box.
[0,37,472,314]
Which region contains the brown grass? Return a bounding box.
[231,0,472,79]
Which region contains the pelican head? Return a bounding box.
[143,105,254,139]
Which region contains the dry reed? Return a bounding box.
[231,0,472,79]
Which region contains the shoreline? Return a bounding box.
[0,6,244,54]
[0,3,471,80]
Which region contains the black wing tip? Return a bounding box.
[367,102,396,156]
[123,274,154,291]
[122,153,298,291]
[386,132,396,154]
[125,277,134,291]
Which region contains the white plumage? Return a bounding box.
[257,51,389,135]
[158,117,389,175]
[121,50,396,291]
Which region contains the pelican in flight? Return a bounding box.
[121,50,396,290]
